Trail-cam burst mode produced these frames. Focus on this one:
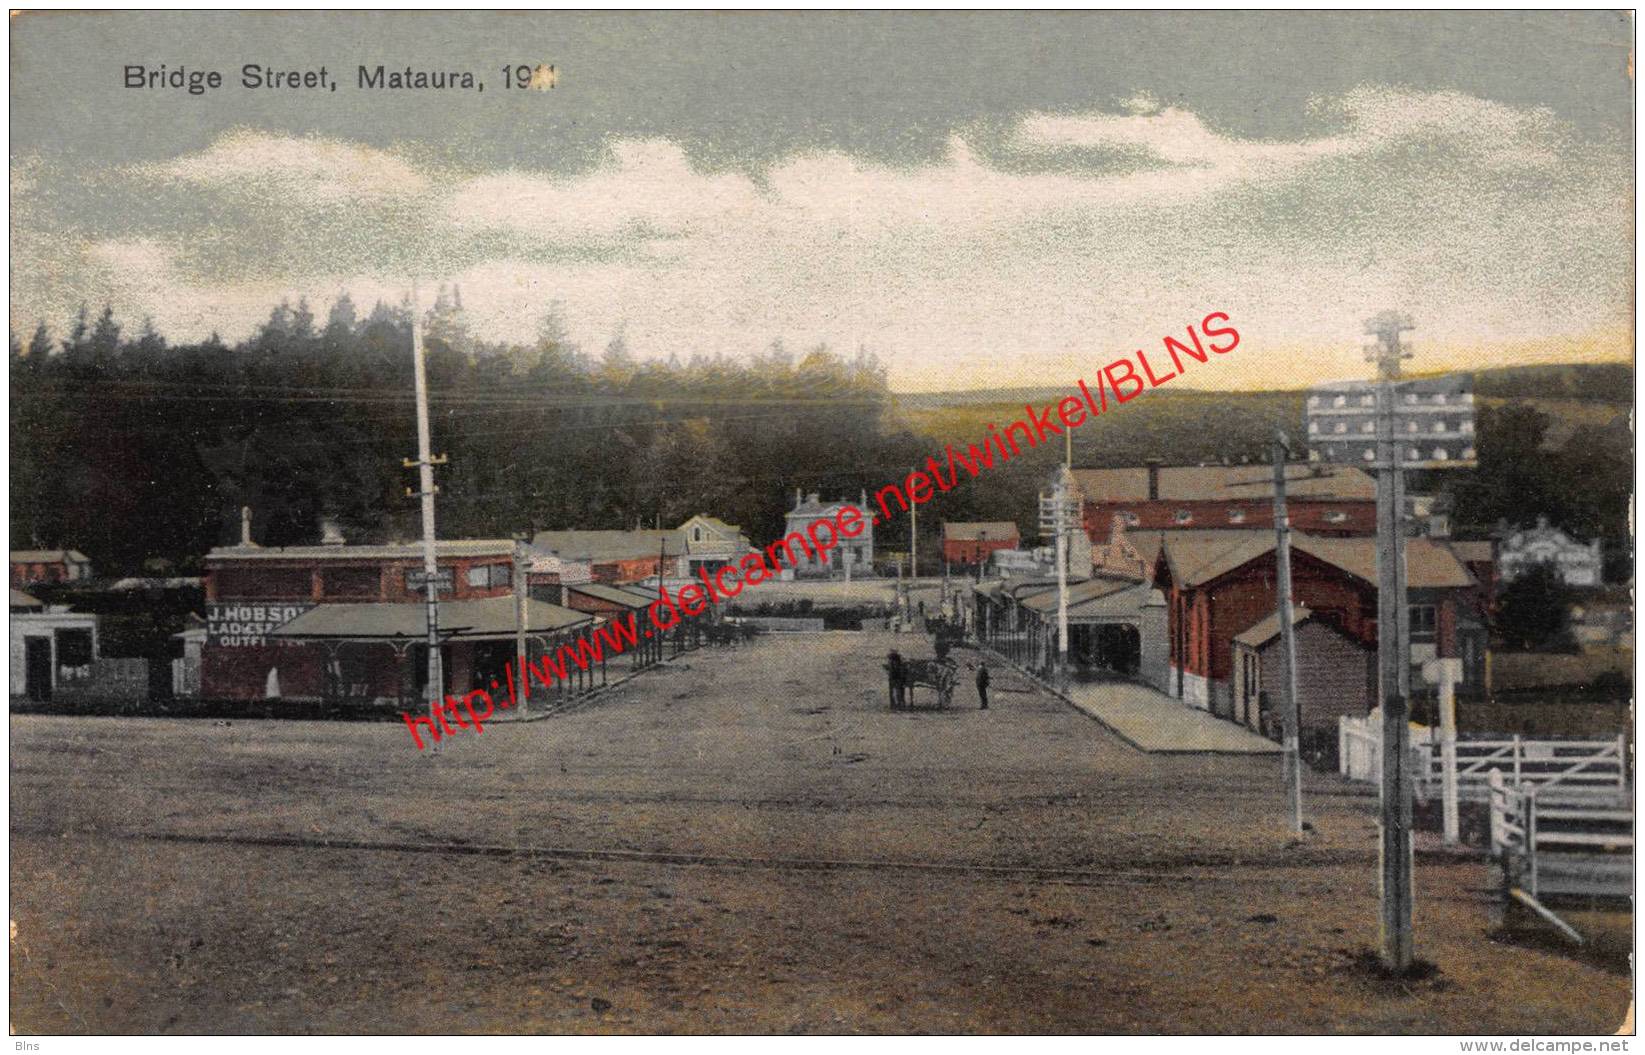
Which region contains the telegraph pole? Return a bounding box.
[1305,311,1473,975]
[1369,311,1415,972]
[909,474,918,587]
[405,283,446,749]
[1039,470,1073,680]
[1055,468,1070,676]
[1271,432,1304,836]
[514,541,529,721]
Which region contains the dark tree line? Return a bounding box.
[10,293,941,576]
[10,295,1633,585]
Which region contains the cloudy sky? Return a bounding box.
[10,12,1634,391]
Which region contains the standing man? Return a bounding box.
[976,661,991,710]
[885,650,906,710]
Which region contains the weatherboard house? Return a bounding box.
[782,492,873,579]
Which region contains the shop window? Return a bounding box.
[323,566,380,599]
[215,566,311,600]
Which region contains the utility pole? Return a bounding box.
[405,283,446,750]
[1039,469,1073,680]
[909,475,918,587]
[1055,468,1070,676]
[1370,310,1415,973]
[1271,432,1304,836]
[1304,312,1474,976]
[514,541,529,721]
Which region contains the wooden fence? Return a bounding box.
[1339,716,1628,802]
[1489,769,1632,939]
[1433,735,1629,802]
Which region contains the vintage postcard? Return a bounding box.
[7,9,1636,1042]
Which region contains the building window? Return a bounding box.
[323,566,380,599]
[1324,510,1347,524]
[1174,510,1193,525]
[1119,511,1140,527]
[1409,604,1437,637]
[1227,509,1246,524]
[215,566,311,600]
[466,564,512,589]
[692,527,702,542]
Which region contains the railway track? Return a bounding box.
[10,824,1489,896]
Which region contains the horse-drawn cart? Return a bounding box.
[897,657,958,709]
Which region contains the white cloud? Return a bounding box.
[443,139,763,241]
[128,129,430,202]
[16,88,1630,391]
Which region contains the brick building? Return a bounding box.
[10,549,94,589]
[1152,530,1482,716]
[941,521,1020,568]
[201,538,592,704]
[1072,462,1377,545]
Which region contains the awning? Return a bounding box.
[271,596,593,643]
[1019,578,1161,621]
[566,582,655,609]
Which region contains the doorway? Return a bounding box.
[24,637,52,701]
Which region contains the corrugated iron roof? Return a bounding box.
[531,529,686,562]
[1160,531,1474,590]
[1446,540,1495,564]
[1233,606,1315,648]
[1018,576,1148,614]
[207,539,517,562]
[10,549,91,564]
[1072,465,1376,503]
[271,596,590,641]
[942,521,1021,541]
[567,582,654,608]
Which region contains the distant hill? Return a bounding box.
[892,362,1631,473]
[896,362,1633,409]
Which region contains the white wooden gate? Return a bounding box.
[1489,768,1632,939]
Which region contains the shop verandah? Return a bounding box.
[973,575,1168,690]
[267,595,639,711]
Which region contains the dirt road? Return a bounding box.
[9,631,1631,1033]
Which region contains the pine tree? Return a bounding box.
[27,321,51,359]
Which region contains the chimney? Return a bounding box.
[1145,459,1162,501]
[318,516,346,546]
[808,492,820,507]
[240,506,254,547]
